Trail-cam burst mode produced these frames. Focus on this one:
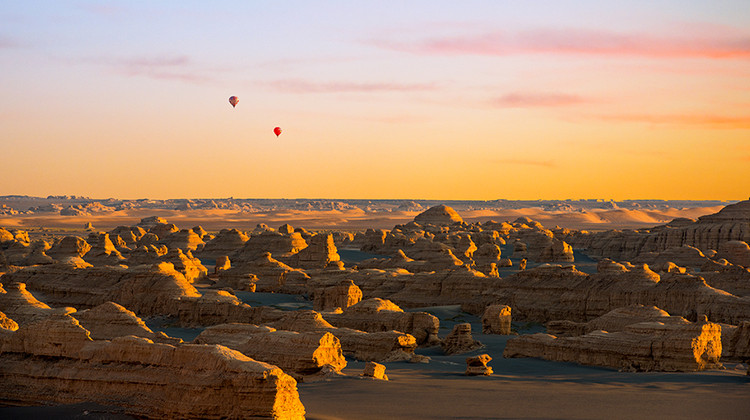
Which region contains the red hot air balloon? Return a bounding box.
[273,127,282,137]
[228,96,239,108]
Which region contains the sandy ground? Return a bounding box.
[0,205,726,234]
[1,296,747,419]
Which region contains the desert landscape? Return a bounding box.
[1,196,749,419]
[3,1,749,419]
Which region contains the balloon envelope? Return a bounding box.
[274,127,282,137]
[228,96,239,108]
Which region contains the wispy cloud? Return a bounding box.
[93,55,211,83]
[0,36,19,49]
[491,159,557,168]
[268,79,438,94]
[371,28,750,59]
[597,114,750,129]
[492,93,587,108]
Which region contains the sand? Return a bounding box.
[0,205,725,235]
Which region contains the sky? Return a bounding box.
[1,1,749,200]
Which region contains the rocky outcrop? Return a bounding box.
[0,313,306,419]
[199,228,249,260]
[466,354,493,376]
[504,316,723,372]
[323,298,440,345]
[414,205,463,226]
[269,310,418,362]
[83,233,126,266]
[547,305,670,337]
[362,361,388,380]
[234,231,308,262]
[72,301,182,344]
[721,321,750,362]
[566,200,750,260]
[313,279,362,311]
[194,323,347,376]
[0,282,60,325]
[218,252,310,294]
[47,236,91,262]
[481,304,511,335]
[441,323,483,355]
[2,261,201,317]
[717,241,750,268]
[0,310,19,331]
[287,233,342,270]
[160,248,207,283]
[160,229,205,252]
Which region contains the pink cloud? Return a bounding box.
[107,55,211,83]
[492,93,587,108]
[597,114,750,129]
[372,28,750,59]
[268,79,438,93]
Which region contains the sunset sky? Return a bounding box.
[2,1,748,200]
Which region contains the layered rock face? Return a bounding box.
[441,323,483,355]
[362,361,388,380]
[323,298,440,345]
[0,313,305,419]
[717,241,750,268]
[287,233,342,270]
[194,323,347,376]
[0,282,60,325]
[269,310,418,362]
[466,354,493,376]
[218,252,310,294]
[566,199,750,260]
[198,228,249,259]
[2,261,200,317]
[504,316,723,372]
[720,321,750,362]
[72,301,181,344]
[547,305,670,337]
[468,261,750,325]
[482,304,512,335]
[313,279,362,311]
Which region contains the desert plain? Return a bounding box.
[0,196,749,419]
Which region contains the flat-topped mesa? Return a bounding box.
[313,279,362,311]
[441,323,483,355]
[269,310,418,362]
[193,323,347,377]
[0,313,306,419]
[73,301,182,344]
[504,315,723,372]
[414,204,464,226]
[323,298,440,346]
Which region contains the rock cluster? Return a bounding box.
[465,354,493,376]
